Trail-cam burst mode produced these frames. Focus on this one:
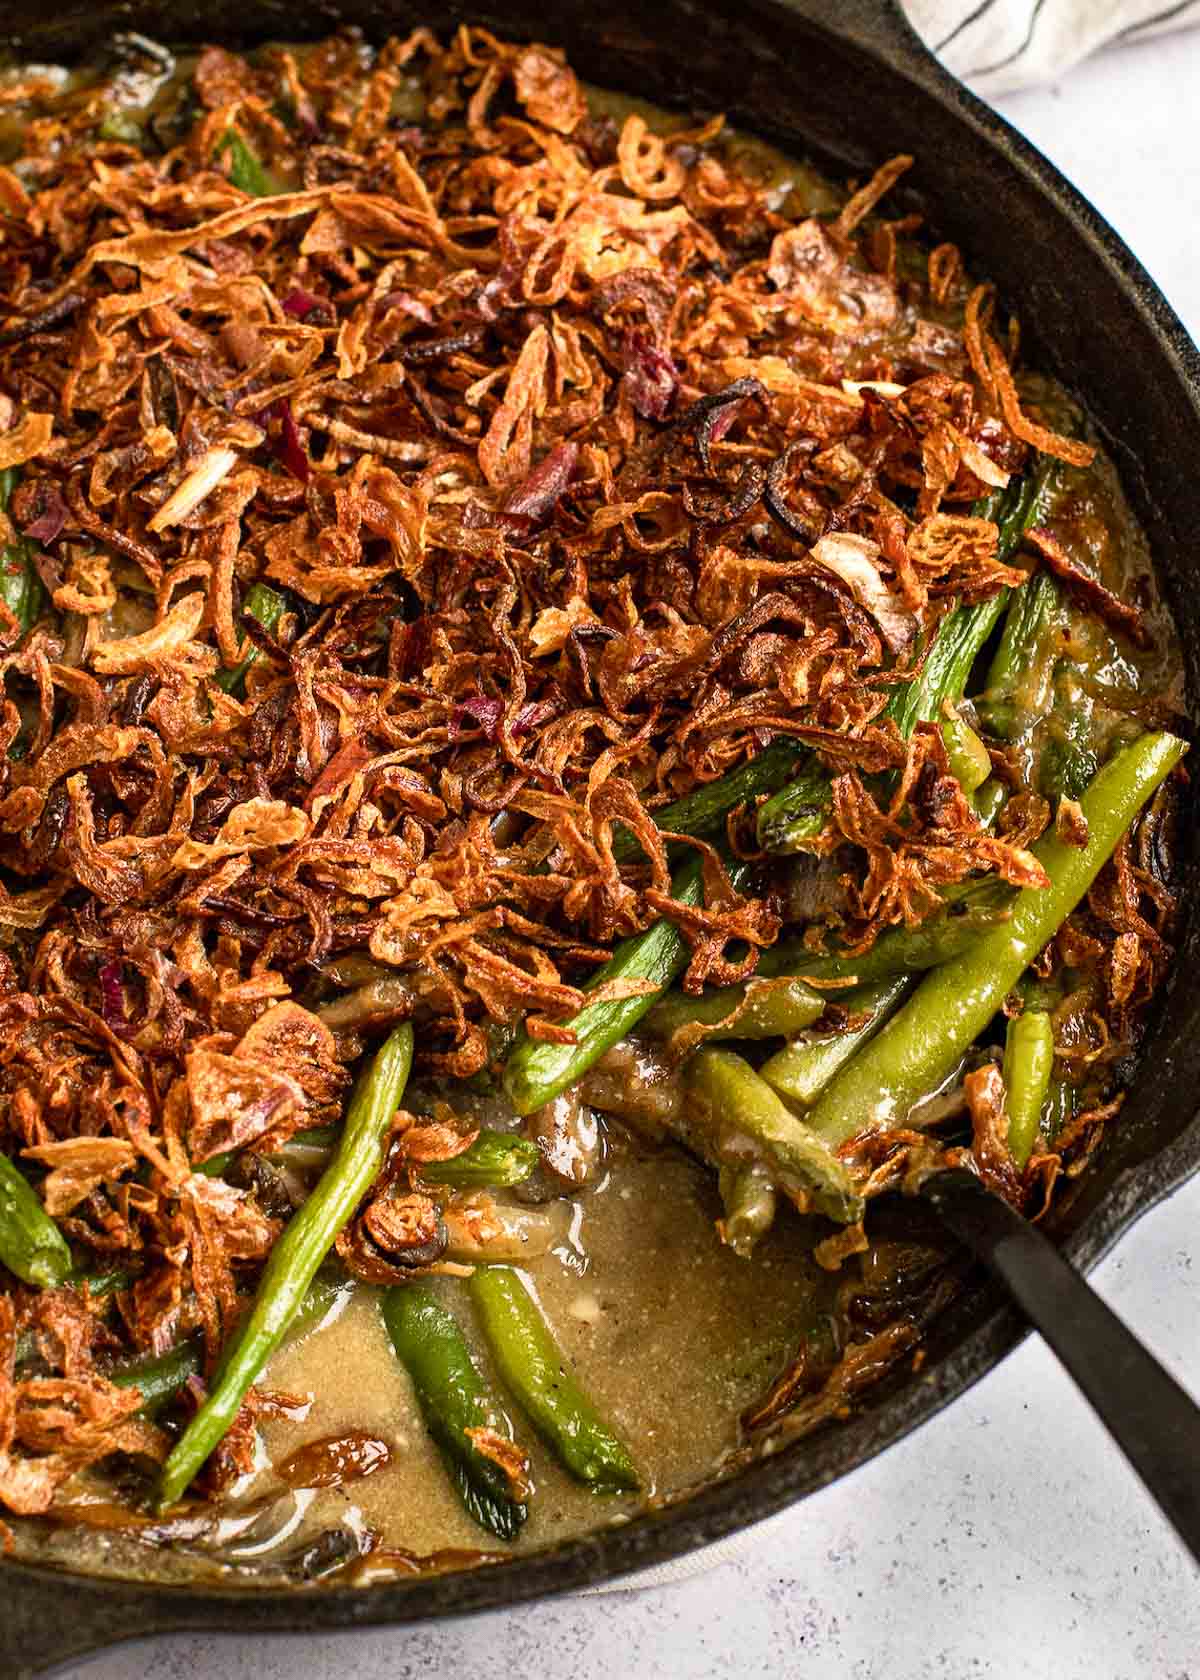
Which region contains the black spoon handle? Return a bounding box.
[920,1166,1200,1565]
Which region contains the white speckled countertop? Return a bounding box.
[85,28,1200,1680]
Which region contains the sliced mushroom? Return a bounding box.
[317,975,415,1032]
[522,1087,604,1188]
[784,854,848,925]
[581,1040,685,1138]
[442,1191,571,1262]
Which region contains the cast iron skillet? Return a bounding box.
[3,2,1200,1672]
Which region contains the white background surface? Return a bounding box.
[82,28,1200,1680]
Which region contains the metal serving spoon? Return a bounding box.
[920,1167,1200,1565]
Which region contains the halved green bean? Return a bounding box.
[1039,669,1103,799]
[684,1048,862,1225]
[470,1265,639,1492]
[645,878,1011,1045]
[158,1023,414,1508]
[717,1162,778,1259]
[504,856,751,1116]
[611,737,806,865]
[0,1155,73,1289]
[941,712,991,796]
[760,976,914,1110]
[383,1283,528,1540]
[214,582,287,694]
[644,971,827,1042]
[984,571,1065,740]
[420,1131,540,1189]
[1003,1010,1055,1170]
[804,731,1185,1148]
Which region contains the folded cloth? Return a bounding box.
[903,0,1200,95]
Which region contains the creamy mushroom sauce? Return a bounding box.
[14,1144,838,1582]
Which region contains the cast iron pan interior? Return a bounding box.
[3,2,1200,1672]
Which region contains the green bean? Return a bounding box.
[216,131,279,196]
[1039,669,1102,799]
[420,1131,540,1189]
[753,761,833,855]
[756,466,1054,854]
[503,855,751,1116]
[644,971,827,1043]
[470,1266,639,1492]
[886,592,1012,744]
[158,1023,414,1508]
[287,1125,340,1150]
[803,731,1186,1148]
[0,1155,73,1289]
[768,876,1014,987]
[974,778,1007,828]
[74,1263,137,1299]
[0,468,44,633]
[196,1126,345,1177]
[282,1269,356,1339]
[214,582,287,694]
[0,538,43,632]
[261,1125,345,1169]
[110,1338,202,1413]
[941,712,991,796]
[755,597,1011,852]
[984,571,1065,740]
[760,976,915,1110]
[194,1150,234,1179]
[646,878,1012,1045]
[611,737,806,865]
[891,446,1054,741]
[717,1162,778,1259]
[14,1264,141,1368]
[684,1048,862,1225]
[1002,1010,1055,1170]
[383,1284,528,1540]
